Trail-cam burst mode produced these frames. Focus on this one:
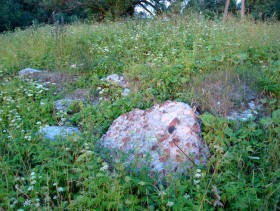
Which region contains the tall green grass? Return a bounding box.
[0,16,279,210]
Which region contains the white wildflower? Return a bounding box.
[124,176,131,183]
[23,199,32,207]
[167,201,174,207]
[184,193,190,199]
[158,191,166,196]
[195,173,201,178]
[125,199,132,205]
[28,186,34,191]
[58,187,64,192]
[100,164,109,171]
[194,180,200,185]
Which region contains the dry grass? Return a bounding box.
[189,69,260,116]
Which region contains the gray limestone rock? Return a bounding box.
[19,68,42,77]
[39,125,80,141]
[55,99,76,112]
[102,74,128,88]
[227,101,261,121]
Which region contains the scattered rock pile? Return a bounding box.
[99,100,209,175]
[19,67,78,88]
[102,74,128,88]
[101,74,130,97]
[19,69,132,141]
[227,101,262,121]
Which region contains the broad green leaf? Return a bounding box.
[170,76,178,83]
[180,77,189,84]
[273,60,280,66]
[235,53,248,60]
[199,113,215,127]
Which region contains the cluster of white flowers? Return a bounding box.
[28,171,36,192]
[124,176,131,183]
[194,169,202,185]
[158,190,166,196]
[22,79,48,98]
[23,199,32,207]
[80,142,93,155]
[100,162,109,171]
[166,201,174,207]
[58,187,64,192]
[56,110,68,126]
[97,86,107,101]
[24,135,32,141]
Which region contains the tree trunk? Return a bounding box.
[241,0,245,20]
[222,0,230,22]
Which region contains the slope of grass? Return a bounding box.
[0,16,279,210]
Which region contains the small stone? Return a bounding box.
[122,88,130,96]
[54,99,75,112]
[19,68,42,77]
[102,74,128,88]
[227,109,254,121]
[248,101,256,110]
[39,125,80,141]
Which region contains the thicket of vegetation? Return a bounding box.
[0,15,279,210]
[1,0,280,32]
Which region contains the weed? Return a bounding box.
[0,16,279,210]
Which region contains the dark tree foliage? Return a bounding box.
[201,0,238,19]
[0,0,86,32]
[244,0,280,20]
[0,0,34,32]
[0,0,279,32]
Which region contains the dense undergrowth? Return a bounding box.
[0,16,279,210]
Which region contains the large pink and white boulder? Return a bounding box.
[100,101,209,175]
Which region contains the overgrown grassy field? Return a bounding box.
[0,16,279,210]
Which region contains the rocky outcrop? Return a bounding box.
[99,101,209,175]
[19,68,78,86]
[227,101,262,121]
[102,74,128,88]
[100,74,130,98]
